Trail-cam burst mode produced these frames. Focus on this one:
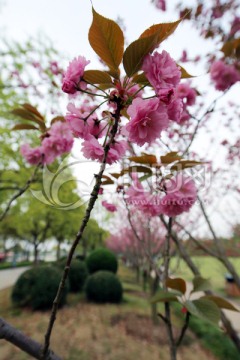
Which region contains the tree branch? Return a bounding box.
[198,196,240,289]
[175,220,218,257]
[160,217,240,353]
[0,318,61,360]
[162,217,177,360]
[176,312,191,347]
[0,163,41,222]
[41,98,123,359]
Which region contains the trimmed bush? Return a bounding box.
[12,266,69,310]
[86,248,118,274]
[85,270,123,303]
[55,259,88,292]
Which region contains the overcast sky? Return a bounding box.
[0,0,210,70]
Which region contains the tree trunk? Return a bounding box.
[150,272,159,325]
[33,242,39,266]
[56,241,61,261]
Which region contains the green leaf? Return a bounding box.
[191,276,211,293]
[179,65,195,79]
[166,277,186,294]
[12,124,38,131]
[185,299,221,326]
[129,154,157,165]
[83,70,113,85]
[123,32,160,77]
[139,19,182,43]
[150,289,180,304]
[160,152,182,165]
[201,296,240,312]
[88,8,124,73]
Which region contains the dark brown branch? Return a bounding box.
[0,163,41,222]
[175,220,218,257]
[41,99,123,359]
[0,318,61,360]
[176,312,191,347]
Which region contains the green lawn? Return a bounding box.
[170,256,240,292]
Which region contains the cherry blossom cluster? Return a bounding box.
[21,121,74,165]
[125,173,197,217]
[210,60,240,91]
[106,209,166,261]
[62,50,197,161]
[21,46,198,217]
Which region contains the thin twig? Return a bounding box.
[0,163,41,222]
[182,90,228,156]
[176,312,191,347]
[123,196,162,279]
[175,220,218,257]
[198,195,240,289]
[41,98,123,359]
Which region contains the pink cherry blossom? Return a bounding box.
[154,0,166,11]
[20,144,43,165]
[50,61,61,75]
[48,121,74,153]
[142,51,181,94]
[62,56,90,94]
[167,98,183,123]
[41,122,73,164]
[107,140,128,164]
[102,200,117,212]
[180,50,188,63]
[126,175,160,215]
[82,136,104,161]
[139,193,162,216]
[126,174,145,202]
[210,60,240,91]
[88,117,106,139]
[125,98,169,146]
[65,103,90,139]
[158,88,175,105]
[230,17,240,37]
[176,83,197,106]
[160,175,197,216]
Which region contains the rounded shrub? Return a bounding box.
[86,248,118,274]
[85,270,123,303]
[55,259,88,292]
[12,266,69,310]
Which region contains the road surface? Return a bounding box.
[0,267,30,291]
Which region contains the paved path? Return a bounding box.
[0,267,30,290]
